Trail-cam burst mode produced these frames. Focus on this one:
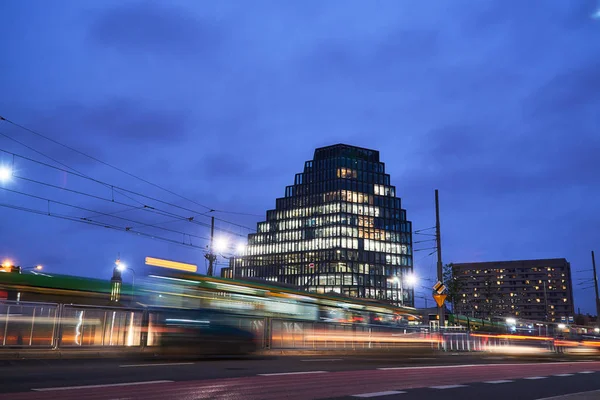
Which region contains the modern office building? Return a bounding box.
[452,258,575,322]
[221,144,414,306]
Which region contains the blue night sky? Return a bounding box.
[1,1,599,312]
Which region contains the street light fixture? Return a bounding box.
[214,237,228,253]
[236,242,246,255]
[0,165,12,183]
[405,273,418,287]
[115,259,135,302]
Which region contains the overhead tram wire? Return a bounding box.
[0,148,256,235]
[13,174,247,238]
[0,186,212,243]
[0,129,146,208]
[0,116,251,217]
[0,202,208,251]
[0,123,256,231]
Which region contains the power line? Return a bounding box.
[0,147,256,233]
[0,201,208,251]
[0,129,147,208]
[0,116,248,215]
[13,174,249,238]
[414,226,436,233]
[414,247,437,253]
[0,186,212,243]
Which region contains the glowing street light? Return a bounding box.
[235,242,246,255]
[116,262,126,272]
[2,259,12,268]
[0,165,12,183]
[506,317,517,325]
[213,237,228,253]
[405,273,418,287]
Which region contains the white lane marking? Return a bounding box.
[258,371,328,376]
[430,385,467,389]
[352,390,406,397]
[379,364,479,371]
[300,359,343,362]
[524,376,548,380]
[485,380,514,384]
[578,371,595,374]
[32,380,173,391]
[119,362,194,368]
[554,373,575,377]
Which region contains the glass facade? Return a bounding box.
[221,144,413,307]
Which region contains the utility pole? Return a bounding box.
[205,216,217,276]
[592,251,600,328]
[435,189,445,329]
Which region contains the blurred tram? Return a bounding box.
[138,269,421,328]
[0,269,423,356]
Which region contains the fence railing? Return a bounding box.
[1,301,59,347]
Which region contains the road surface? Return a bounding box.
[0,354,599,399]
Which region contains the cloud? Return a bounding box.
[526,62,600,118]
[88,1,223,58]
[299,27,440,87]
[35,98,189,143]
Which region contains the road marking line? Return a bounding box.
[258,371,328,376]
[300,359,343,362]
[430,385,467,389]
[32,380,173,391]
[379,364,479,371]
[524,377,548,380]
[554,373,575,377]
[352,390,407,397]
[578,371,595,374]
[485,380,513,384]
[119,362,194,368]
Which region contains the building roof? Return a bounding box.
[313,144,380,162]
[452,258,569,267]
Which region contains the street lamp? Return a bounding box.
[0,165,12,183]
[405,273,418,287]
[387,274,418,306]
[235,242,246,255]
[214,237,228,253]
[116,260,136,303]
